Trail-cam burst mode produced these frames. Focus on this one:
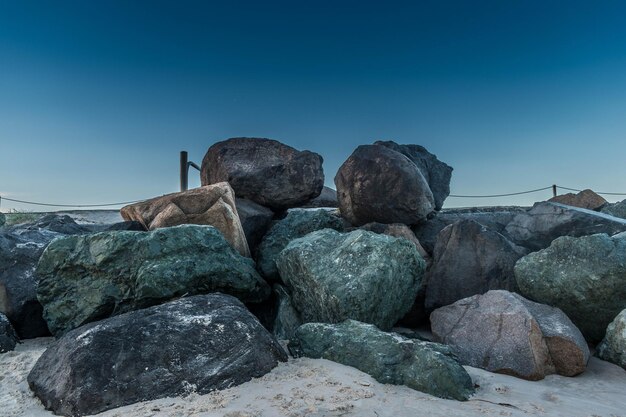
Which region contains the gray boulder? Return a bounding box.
[36,225,270,336]
[0,313,18,353]
[257,209,344,281]
[201,137,324,210]
[334,144,435,226]
[28,294,287,417]
[235,198,275,254]
[424,220,528,311]
[596,309,626,370]
[277,229,425,330]
[505,202,626,251]
[431,290,589,380]
[272,285,302,340]
[374,140,453,210]
[514,232,626,343]
[301,186,339,208]
[0,212,5,227]
[602,199,626,220]
[289,320,474,401]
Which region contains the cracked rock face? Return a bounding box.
[431,290,589,381]
[28,294,287,417]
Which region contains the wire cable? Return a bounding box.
[448,186,553,198]
[0,196,145,208]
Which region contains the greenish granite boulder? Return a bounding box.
[602,200,626,220]
[257,209,344,281]
[277,229,425,331]
[288,320,474,401]
[36,225,270,335]
[597,309,626,370]
[271,285,302,340]
[515,232,626,342]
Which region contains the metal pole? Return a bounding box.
[552,184,557,197]
[180,151,189,192]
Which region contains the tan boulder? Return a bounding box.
[121,183,251,257]
[548,189,607,210]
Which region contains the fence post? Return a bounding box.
[552,184,557,197]
[180,151,189,192]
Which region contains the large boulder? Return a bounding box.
[431,290,590,381]
[515,232,626,343]
[201,137,324,210]
[289,320,474,401]
[602,199,626,220]
[256,209,344,281]
[505,202,626,251]
[374,140,453,210]
[28,294,287,416]
[0,215,89,338]
[0,312,18,353]
[276,229,425,330]
[334,144,436,226]
[120,183,250,257]
[301,186,339,208]
[548,189,607,211]
[235,198,275,254]
[36,225,270,336]
[596,309,626,370]
[424,220,528,311]
[359,222,430,261]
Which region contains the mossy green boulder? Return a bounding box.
[288,320,474,401]
[36,225,270,335]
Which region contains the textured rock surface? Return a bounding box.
[201,137,324,210]
[515,232,626,343]
[597,309,626,370]
[424,220,527,311]
[0,212,5,227]
[505,202,626,251]
[37,225,270,335]
[335,144,435,226]
[301,186,339,208]
[257,209,344,281]
[431,290,589,380]
[359,222,430,261]
[277,229,425,330]
[0,312,18,353]
[374,140,453,210]
[272,285,302,340]
[548,189,607,211]
[235,198,275,254]
[0,215,89,338]
[289,320,474,401]
[602,199,626,220]
[28,294,287,416]
[121,183,250,257]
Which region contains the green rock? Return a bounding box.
[514,232,626,342]
[272,285,302,340]
[277,229,425,331]
[257,209,344,281]
[602,200,626,220]
[0,212,5,227]
[597,309,626,370]
[36,225,270,335]
[288,320,474,401]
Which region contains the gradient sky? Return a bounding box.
[2,1,626,211]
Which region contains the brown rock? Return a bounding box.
[548,189,607,211]
[121,183,250,257]
[359,222,430,262]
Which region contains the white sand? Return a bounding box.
[2,338,626,417]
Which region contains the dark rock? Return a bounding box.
[103,221,146,232]
[431,290,589,380]
[602,199,626,220]
[359,222,430,262]
[335,144,435,226]
[235,198,275,255]
[201,137,324,210]
[515,232,626,342]
[596,309,626,370]
[0,313,18,353]
[548,189,607,211]
[28,294,287,416]
[505,202,626,251]
[424,220,528,311]
[301,186,339,208]
[257,209,344,281]
[374,140,453,210]
[0,212,5,227]
[277,229,425,330]
[37,225,270,336]
[272,285,302,340]
[289,320,474,401]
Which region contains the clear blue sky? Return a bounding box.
[2,1,626,211]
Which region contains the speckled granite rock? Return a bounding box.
[597,309,626,370]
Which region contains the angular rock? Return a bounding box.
[257,209,344,281]
[515,232,626,342]
[597,309,626,370]
[121,183,250,257]
[431,290,590,380]
[201,137,324,210]
[36,225,270,336]
[0,312,18,353]
[505,202,626,251]
[301,186,339,208]
[602,199,626,220]
[424,220,528,311]
[335,144,435,226]
[0,215,89,338]
[28,294,287,416]
[272,285,302,340]
[235,198,275,255]
[359,222,430,262]
[375,140,453,210]
[277,229,425,330]
[548,189,607,211]
[289,320,474,401]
